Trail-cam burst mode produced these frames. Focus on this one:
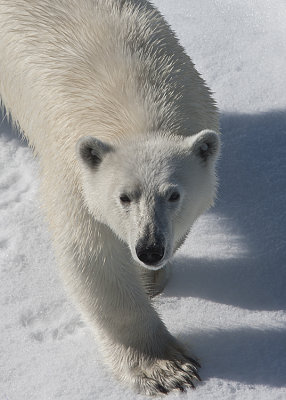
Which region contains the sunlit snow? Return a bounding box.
[1,1,285,399]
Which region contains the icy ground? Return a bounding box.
[1,1,286,399]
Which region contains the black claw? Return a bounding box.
[156,384,169,395]
[174,360,201,384]
[175,383,186,392]
[185,369,201,382]
[185,356,201,369]
[184,376,196,389]
[192,371,202,382]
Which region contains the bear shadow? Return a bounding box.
[164,110,286,312]
[179,326,286,388]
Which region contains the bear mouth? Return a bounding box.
[135,253,170,271]
[140,262,166,271]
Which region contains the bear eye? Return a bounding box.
[120,194,131,204]
[168,191,180,202]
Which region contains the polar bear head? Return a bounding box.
[77,130,220,270]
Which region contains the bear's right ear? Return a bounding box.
[76,136,112,169]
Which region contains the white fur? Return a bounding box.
[0,0,220,395]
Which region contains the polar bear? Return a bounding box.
[0,0,220,395]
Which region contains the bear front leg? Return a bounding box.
[57,223,200,395]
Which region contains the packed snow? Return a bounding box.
[1,1,285,399]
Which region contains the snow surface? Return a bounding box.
[1,1,286,399]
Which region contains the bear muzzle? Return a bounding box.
[135,243,165,266]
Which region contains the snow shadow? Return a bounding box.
[180,326,286,388]
[167,110,286,311]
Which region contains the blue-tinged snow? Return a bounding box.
[0,1,285,399]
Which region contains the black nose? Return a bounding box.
[136,244,165,266]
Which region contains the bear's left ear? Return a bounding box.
[76,136,113,169]
[185,129,221,163]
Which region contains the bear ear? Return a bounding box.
[185,129,220,163]
[76,136,112,168]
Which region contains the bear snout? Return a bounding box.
[135,243,165,266]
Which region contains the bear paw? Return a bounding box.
[126,345,201,395]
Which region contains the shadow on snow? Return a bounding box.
[181,326,286,388]
[166,110,286,388]
[166,110,286,312]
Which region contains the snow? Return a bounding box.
[1,1,286,399]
